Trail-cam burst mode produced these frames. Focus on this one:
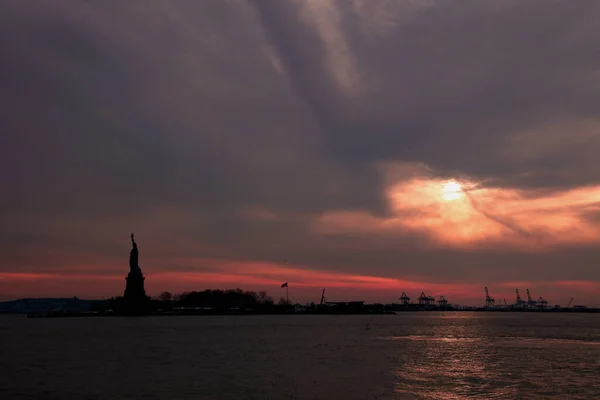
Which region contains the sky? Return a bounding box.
[1,0,600,306]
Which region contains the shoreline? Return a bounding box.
[23,307,600,318]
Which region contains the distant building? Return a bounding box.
[0,297,95,314]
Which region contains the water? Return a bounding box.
[2,312,600,399]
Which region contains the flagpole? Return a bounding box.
[283,260,289,305]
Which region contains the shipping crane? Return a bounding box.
[537,297,548,308]
[485,287,495,308]
[399,292,410,305]
[418,292,434,305]
[438,296,448,306]
[320,289,326,305]
[515,289,526,307]
[526,289,537,308]
[568,297,574,308]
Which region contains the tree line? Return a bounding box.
[154,288,290,309]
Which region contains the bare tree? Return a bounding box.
[278,297,289,306]
[159,291,172,302]
[258,291,273,304]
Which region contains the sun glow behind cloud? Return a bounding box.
[314,167,600,250]
[442,180,463,201]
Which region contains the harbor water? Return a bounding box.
[2,312,600,399]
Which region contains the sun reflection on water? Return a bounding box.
[386,318,519,400]
[393,338,505,399]
[382,330,600,399]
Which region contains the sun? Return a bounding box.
[442,180,463,201]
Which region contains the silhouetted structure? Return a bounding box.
[485,287,495,308]
[526,289,537,308]
[122,233,148,312]
[399,292,410,305]
[418,292,435,306]
[515,289,526,308]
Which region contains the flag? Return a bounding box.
[281,282,288,288]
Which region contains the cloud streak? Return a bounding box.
[462,188,533,239]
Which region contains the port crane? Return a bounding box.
[320,289,326,305]
[437,296,448,306]
[526,289,537,308]
[399,292,410,305]
[418,292,435,305]
[537,297,548,308]
[568,297,574,308]
[515,289,526,308]
[485,287,495,308]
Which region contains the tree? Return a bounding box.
[258,291,274,305]
[158,291,172,302]
[278,297,290,306]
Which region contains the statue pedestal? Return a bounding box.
[119,272,149,315]
[124,272,146,301]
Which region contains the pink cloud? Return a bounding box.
[1,265,598,306]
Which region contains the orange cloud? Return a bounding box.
[312,166,600,250]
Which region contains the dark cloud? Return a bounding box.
[253,0,600,189]
[1,0,600,295]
